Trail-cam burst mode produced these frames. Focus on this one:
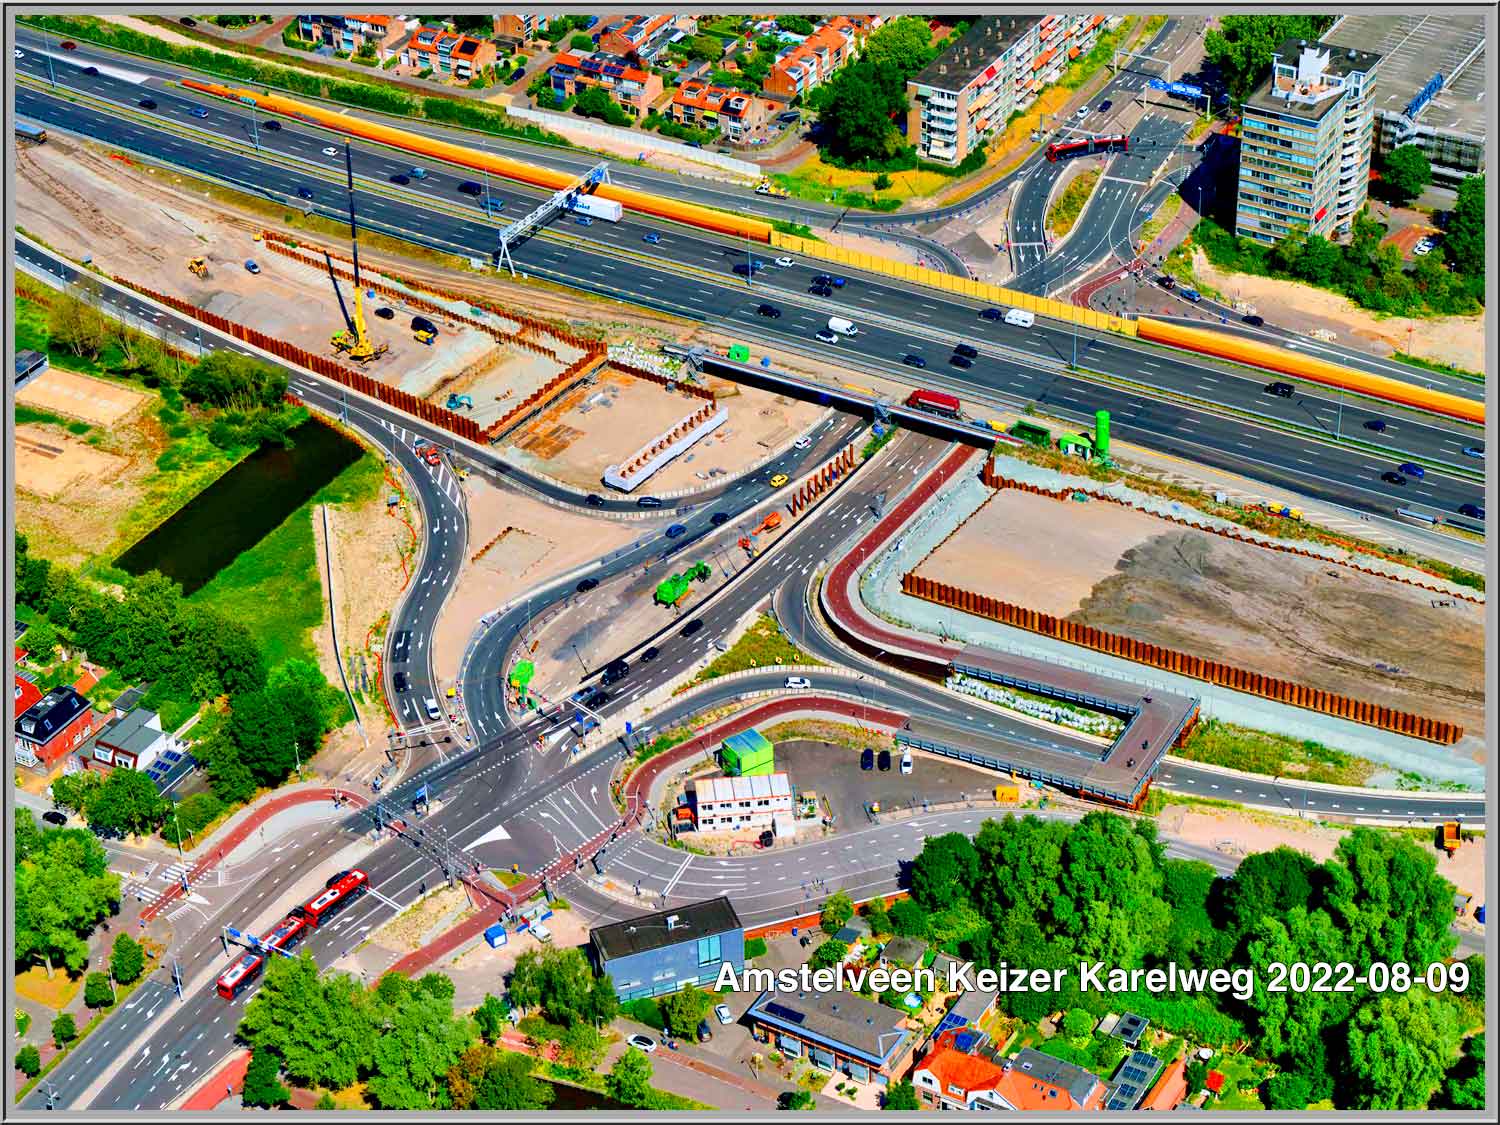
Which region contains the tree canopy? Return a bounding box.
[1380,145,1432,204]
[1204,16,1335,103]
[506,945,618,1026]
[14,827,120,977]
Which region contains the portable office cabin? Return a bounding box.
[721,729,774,776]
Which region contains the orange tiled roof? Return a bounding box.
[994,1068,1104,1111]
[1140,1057,1188,1112]
[1032,48,1056,71]
[918,1047,1006,1098]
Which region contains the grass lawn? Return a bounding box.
[13,966,82,1010]
[772,152,943,208]
[1207,1052,1270,1111]
[1048,169,1102,239]
[13,294,132,381]
[15,404,92,436]
[493,868,527,888]
[692,614,820,684]
[186,452,382,669]
[1175,718,1375,787]
[1138,191,1184,250]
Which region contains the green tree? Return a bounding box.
[52,1011,76,1047]
[569,33,594,51]
[15,828,120,977]
[888,898,929,938]
[777,16,815,36]
[1061,1007,1095,1039]
[556,1020,605,1070]
[1444,174,1485,277]
[1264,1071,1313,1110]
[1294,234,1343,288]
[816,60,905,163]
[686,34,725,62]
[84,971,115,1009]
[21,618,60,663]
[860,15,940,76]
[85,768,171,838]
[573,84,630,126]
[15,532,53,608]
[365,973,475,1109]
[110,932,146,985]
[883,1080,919,1109]
[1381,145,1432,204]
[315,1092,337,1110]
[506,946,617,1026]
[1443,1032,1485,1109]
[781,1088,814,1109]
[238,954,376,1091]
[50,772,103,816]
[1185,1058,1208,1094]
[809,939,848,972]
[606,1046,654,1106]
[473,1050,554,1110]
[194,732,257,805]
[658,984,711,1039]
[1324,829,1457,973]
[1221,846,1318,939]
[1244,908,1349,1062]
[16,1045,42,1078]
[820,890,854,934]
[1054,811,1170,968]
[14,808,43,864]
[862,900,891,936]
[1161,858,1219,966]
[1344,991,1462,1109]
[872,172,893,191]
[242,1049,291,1108]
[162,792,224,848]
[1204,16,1334,103]
[909,832,978,911]
[472,993,508,1042]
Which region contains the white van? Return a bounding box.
[530,921,553,943]
[827,316,858,336]
[423,697,441,721]
[1003,308,1035,329]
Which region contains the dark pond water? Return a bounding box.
[544,1080,627,1111]
[114,418,362,595]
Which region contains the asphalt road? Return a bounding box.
[15,77,1486,531]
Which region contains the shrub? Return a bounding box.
[16,1045,42,1078]
[52,1012,76,1048]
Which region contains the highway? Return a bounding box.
[14,71,1487,532]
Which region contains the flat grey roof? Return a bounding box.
[747,988,910,1066]
[911,14,1044,92]
[1323,13,1487,139]
[94,708,161,757]
[590,896,741,961]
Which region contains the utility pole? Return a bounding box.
[42,27,57,88]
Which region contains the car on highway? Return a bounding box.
[81,64,100,75]
[262,120,281,131]
[573,685,608,707]
[1263,381,1294,398]
[321,145,340,156]
[1179,287,1202,303]
[715,1003,734,1025]
[1075,106,1092,120]
[1458,503,1485,520]
[665,523,688,539]
[601,659,631,686]
[1461,445,1484,459]
[627,1035,657,1054]
[643,232,661,245]
[390,173,411,185]
[812,274,834,286]
[861,747,875,770]
[733,260,767,276]
[785,676,811,690]
[769,473,789,488]
[409,167,428,179]
[636,496,663,508]
[878,749,892,771]
[1380,471,1407,485]
[576,577,600,593]
[950,354,974,369]
[1362,418,1387,433]
[244,259,260,274]
[458,180,484,195]
[297,186,316,200]
[1155,274,1175,290]
[1241,314,1264,327]
[794,435,813,449]
[642,646,660,662]
[681,619,704,638]
[980,307,1004,321]
[710,511,730,525]
[393,672,410,693]
[902,354,927,368]
[809,283,834,297]
[14,48,23,59]
[815,328,839,343]
[1098,99,1112,112]
[1397,462,1425,479]
[831,276,847,288]
[954,343,979,359]
[61,41,77,49]
[774,256,795,267]
[138,97,158,110]
[374,306,395,320]
[756,303,782,318]
[190,106,209,118]
[586,493,607,508]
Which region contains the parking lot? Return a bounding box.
[773,739,1002,829]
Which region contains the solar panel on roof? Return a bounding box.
[763,1002,805,1025]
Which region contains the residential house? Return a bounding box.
[492,13,544,46]
[597,14,697,64]
[14,676,44,720]
[1140,1056,1189,1111]
[589,896,744,1001]
[296,14,407,58]
[943,977,999,1029]
[746,986,917,1086]
[402,25,497,81]
[831,914,872,947]
[1105,1049,1166,1111]
[879,935,928,968]
[762,16,872,100]
[85,707,172,773]
[669,80,770,140]
[546,51,663,115]
[914,1037,1107,1110]
[689,771,794,831]
[15,687,105,770]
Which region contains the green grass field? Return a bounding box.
[693,615,820,684]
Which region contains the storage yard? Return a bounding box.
[912,488,1486,740]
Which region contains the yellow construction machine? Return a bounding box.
[326,144,389,364]
[187,256,209,279]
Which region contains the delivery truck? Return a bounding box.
[568,194,623,222]
[827,316,858,336]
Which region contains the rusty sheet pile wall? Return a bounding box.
[113,276,484,443]
[610,361,718,402]
[485,352,605,442]
[788,446,857,516]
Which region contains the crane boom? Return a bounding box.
[327,142,387,363]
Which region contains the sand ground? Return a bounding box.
[16,366,149,427]
[14,425,129,502]
[914,488,1485,735]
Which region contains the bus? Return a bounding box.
[904,389,962,419]
[15,122,47,143]
[214,869,368,1000]
[294,869,369,927]
[1046,134,1128,162]
[261,915,308,955]
[216,952,264,1001]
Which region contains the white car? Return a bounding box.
[1413,242,1432,256]
[322,146,340,156]
[774,256,795,267]
[815,329,839,344]
[627,1034,658,1053]
[793,436,813,449]
[1075,106,1092,120]
[715,1004,734,1025]
[14,49,23,59]
[785,676,812,690]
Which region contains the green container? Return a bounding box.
[728,344,751,363]
[1094,410,1110,457]
[721,729,774,776]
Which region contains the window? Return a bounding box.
[697,934,721,965]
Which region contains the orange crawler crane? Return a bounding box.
[737,512,783,558]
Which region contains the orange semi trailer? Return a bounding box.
[1137,317,1484,426]
[178,79,773,243]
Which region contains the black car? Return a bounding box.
[860,747,875,770]
[261,120,282,131]
[980,307,1004,320]
[457,181,484,196]
[809,284,834,297]
[576,577,600,593]
[1380,471,1407,485]
[878,749,892,771]
[1363,419,1387,433]
[601,659,630,685]
[636,496,663,508]
[83,66,98,76]
[665,523,687,539]
[42,810,68,827]
[732,261,765,277]
[412,315,437,334]
[697,1020,713,1043]
[585,493,607,508]
[902,354,927,368]
[813,275,833,285]
[1264,381,1294,398]
[138,97,158,110]
[949,354,974,369]
[179,15,197,25]
[1241,314,1265,327]
[391,173,411,186]
[710,511,730,526]
[642,646,660,662]
[681,619,704,638]
[954,343,979,359]
[1458,503,1485,520]
[1098,99,1112,112]
[374,306,395,320]
[1156,274,1176,290]
[297,186,316,200]
[756,303,782,318]
[393,671,410,693]
[574,685,608,708]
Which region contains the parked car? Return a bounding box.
[681,619,704,638]
[1098,99,1112,112]
[1413,241,1433,256]
[1380,471,1407,485]
[626,1035,657,1054]
[392,671,410,693]
[878,749,892,771]
[1156,274,1175,290]
[1241,314,1264,327]
[1457,503,1485,520]
[1363,418,1387,433]
[1264,381,1294,398]
[756,303,782,318]
[860,747,875,770]
[697,1020,713,1043]
[575,577,599,593]
[1075,106,1092,120]
[664,523,687,539]
[715,1004,734,1025]
[902,354,927,368]
[900,751,913,775]
[42,810,68,827]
